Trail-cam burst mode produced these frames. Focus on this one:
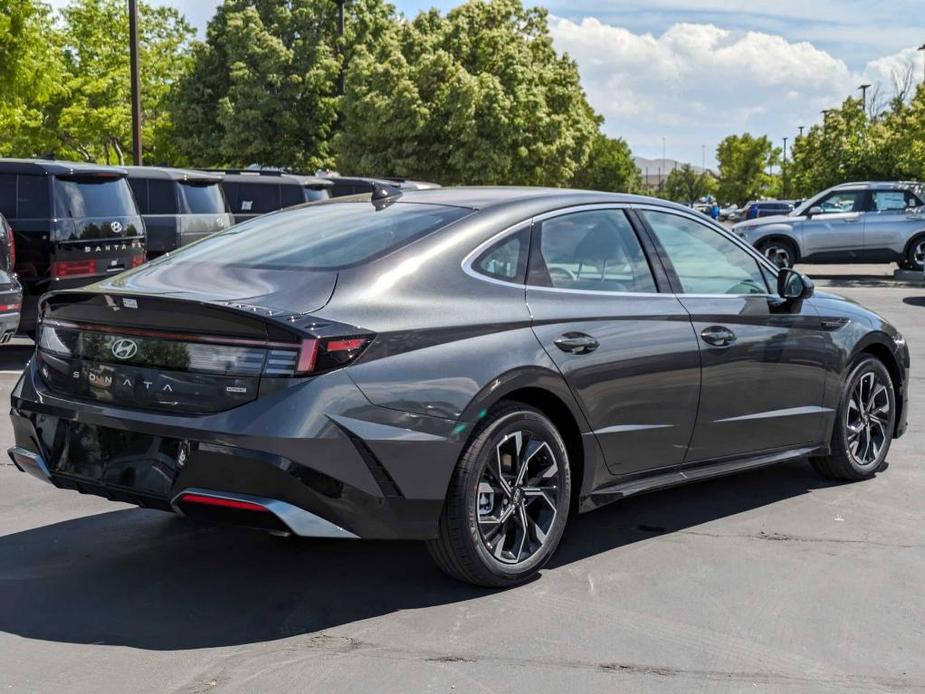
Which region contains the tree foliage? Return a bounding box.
[658,163,716,205]
[571,134,640,193]
[715,133,779,206]
[336,0,600,185]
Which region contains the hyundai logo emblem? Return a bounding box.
[111,338,138,360]
[110,221,124,234]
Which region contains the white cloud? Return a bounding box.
[549,17,923,165]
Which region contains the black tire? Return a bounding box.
[810,357,896,481]
[756,238,797,268]
[904,236,925,272]
[426,402,571,587]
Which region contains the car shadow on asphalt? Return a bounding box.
[0,460,842,651]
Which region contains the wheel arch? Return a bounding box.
[754,232,801,263]
[900,230,925,264]
[849,334,904,436]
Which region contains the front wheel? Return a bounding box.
[427,403,571,587]
[811,357,895,481]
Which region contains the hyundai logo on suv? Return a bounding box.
[110,221,124,234]
[111,338,138,360]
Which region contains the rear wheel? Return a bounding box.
[904,237,925,272]
[757,238,796,268]
[427,403,571,587]
[811,357,895,481]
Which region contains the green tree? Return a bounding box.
[0,0,67,157]
[56,0,195,164]
[169,0,394,169]
[336,0,601,185]
[572,134,640,192]
[715,133,779,206]
[659,163,715,205]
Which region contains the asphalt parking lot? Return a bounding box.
[0,265,923,693]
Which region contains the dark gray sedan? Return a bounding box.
[8,188,910,586]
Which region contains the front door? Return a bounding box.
[639,208,831,462]
[526,207,701,477]
[800,189,865,259]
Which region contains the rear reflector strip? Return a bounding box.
[0,303,20,313]
[51,260,97,279]
[179,493,268,513]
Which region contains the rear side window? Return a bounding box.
[235,182,279,214]
[148,180,178,214]
[871,190,920,211]
[473,227,530,282]
[180,182,225,214]
[128,178,149,214]
[530,209,656,293]
[17,175,50,218]
[55,177,137,218]
[279,183,306,208]
[0,175,16,218]
[166,202,471,270]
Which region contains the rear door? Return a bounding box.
[800,189,865,258]
[639,208,830,462]
[526,206,701,477]
[863,189,924,261]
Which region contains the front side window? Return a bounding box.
[164,201,471,270]
[642,210,768,295]
[530,209,656,293]
[180,182,226,214]
[54,177,137,218]
[473,227,529,282]
[815,191,863,214]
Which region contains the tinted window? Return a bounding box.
[222,182,239,210]
[180,182,225,214]
[128,178,148,214]
[474,227,530,282]
[531,210,656,293]
[165,202,471,270]
[0,175,15,219]
[279,183,305,208]
[147,180,178,214]
[642,210,768,295]
[235,182,279,214]
[54,177,137,218]
[17,175,50,218]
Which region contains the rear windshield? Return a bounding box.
[55,177,137,218]
[180,181,226,214]
[165,201,471,270]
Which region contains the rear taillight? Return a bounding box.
[0,303,21,313]
[266,336,373,376]
[7,227,15,270]
[131,256,144,268]
[51,260,97,279]
[178,493,268,513]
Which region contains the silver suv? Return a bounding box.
[733,181,925,269]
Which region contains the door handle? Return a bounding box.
[554,333,599,355]
[700,326,737,347]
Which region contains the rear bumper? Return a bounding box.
[9,360,465,539]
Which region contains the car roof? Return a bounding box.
[214,170,332,188]
[123,166,224,183]
[351,186,698,216]
[0,158,128,177]
[831,181,923,191]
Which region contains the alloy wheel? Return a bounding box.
[912,239,925,270]
[762,243,793,268]
[845,371,891,466]
[476,430,560,565]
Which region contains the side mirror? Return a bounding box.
[807,206,823,217]
[778,267,814,301]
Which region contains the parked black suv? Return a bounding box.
[0,160,145,334]
[217,170,333,223]
[126,167,233,259]
[0,212,23,342]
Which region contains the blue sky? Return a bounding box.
[49,1,925,168]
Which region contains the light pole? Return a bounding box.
[782,136,788,199]
[128,0,142,164]
[858,83,871,112]
[335,0,346,96]
[919,43,925,84]
[798,125,805,138]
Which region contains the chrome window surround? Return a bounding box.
[461,202,786,299]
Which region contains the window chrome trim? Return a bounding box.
[461,203,664,296]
